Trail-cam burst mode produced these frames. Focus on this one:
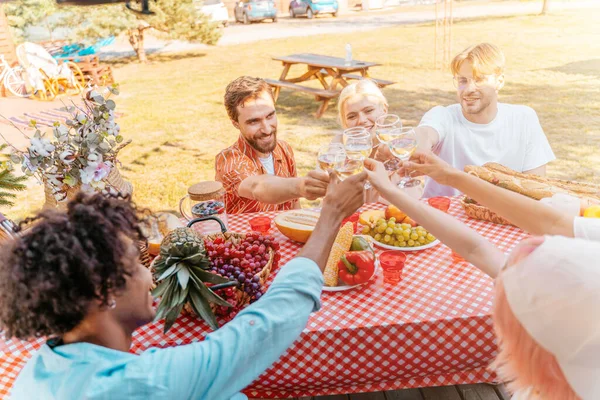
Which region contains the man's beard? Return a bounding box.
[461,92,492,115]
[246,130,277,154]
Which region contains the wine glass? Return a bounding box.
[375,114,402,144]
[317,143,345,171]
[375,114,402,171]
[343,129,372,188]
[343,131,372,160]
[334,155,364,181]
[387,127,420,189]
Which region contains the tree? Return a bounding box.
[71,0,222,62]
[542,0,550,15]
[3,0,64,42]
[4,0,222,63]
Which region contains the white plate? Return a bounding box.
[323,260,380,292]
[372,239,441,252]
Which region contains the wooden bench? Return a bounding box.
[342,73,396,88]
[57,55,115,87]
[265,78,339,118]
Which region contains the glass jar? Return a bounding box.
[179,181,228,234]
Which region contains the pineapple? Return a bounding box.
[152,228,232,333]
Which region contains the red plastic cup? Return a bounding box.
[379,251,407,284]
[249,216,271,235]
[342,212,360,234]
[428,197,451,213]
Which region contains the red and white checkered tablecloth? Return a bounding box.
[0,199,527,399]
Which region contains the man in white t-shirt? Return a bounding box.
[415,43,556,198]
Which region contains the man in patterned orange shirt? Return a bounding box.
[216,76,330,214]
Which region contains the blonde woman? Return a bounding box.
[338,79,388,132]
[333,79,427,199]
[334,79,394,161]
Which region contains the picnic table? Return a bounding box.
[267,53,396,118]
[0,199,526,399]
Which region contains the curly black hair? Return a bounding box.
[0,192,146,340]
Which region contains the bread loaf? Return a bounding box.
[464,163,600,201]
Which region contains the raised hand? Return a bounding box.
[402,151,456,186]
[363,158,393,192]
[322,170,366,219]
[301,169,330,200]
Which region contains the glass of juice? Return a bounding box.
[379,250,407,284]
[249,216,272,235]
[428,197,451,213]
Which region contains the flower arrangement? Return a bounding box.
[1,85,129,203]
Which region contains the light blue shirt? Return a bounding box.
[11,257,323,400]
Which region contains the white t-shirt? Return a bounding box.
[573,217,600,241]
[259,154,275,175]
[419,103,556,198]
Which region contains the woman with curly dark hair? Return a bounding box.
[1,173,366,400]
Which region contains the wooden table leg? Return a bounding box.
[314,69,329,89]
[279,62,291,80]
[273,62,293,101]
[323,68,349,91]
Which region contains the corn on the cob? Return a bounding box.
[323,222,354,286]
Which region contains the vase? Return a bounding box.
[43,166,133,210]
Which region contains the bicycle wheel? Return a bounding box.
[4,66,32,98]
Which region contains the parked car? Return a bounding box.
[234,0,278,24]
[289,0,338,19]
[196,0,230,27]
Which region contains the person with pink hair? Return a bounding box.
[364,158,600,399]
[492,235,600,399]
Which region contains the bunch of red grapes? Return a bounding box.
[205,232,280,318]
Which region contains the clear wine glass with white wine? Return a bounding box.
[317,143,345,171]
[375,114,402,171]
[386,127,420,189]
[341,128,372,187]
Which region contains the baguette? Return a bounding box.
[464,164,600,201]
[484,162,600,199]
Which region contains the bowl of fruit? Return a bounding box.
[151,220,280,333]
[359,206,440,251]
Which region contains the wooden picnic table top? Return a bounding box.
[272,53,380,71]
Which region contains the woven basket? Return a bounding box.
[138,240,153,269]
[182,231,275,316]
[43,166,133,210]
[461,197,514,226]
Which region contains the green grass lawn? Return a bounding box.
[5,7,600,219]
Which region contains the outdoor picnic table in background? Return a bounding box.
[266,53,396,118]
[0,198,525,399]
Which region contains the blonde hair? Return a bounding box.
[337,79,388,129]
[451,43,505,78]
[491,273,579,400]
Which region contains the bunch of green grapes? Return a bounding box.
[361,217,436,247]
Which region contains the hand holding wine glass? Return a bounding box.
[363,158,393,192]
[386,127,420,189]
[401,151,456,187]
